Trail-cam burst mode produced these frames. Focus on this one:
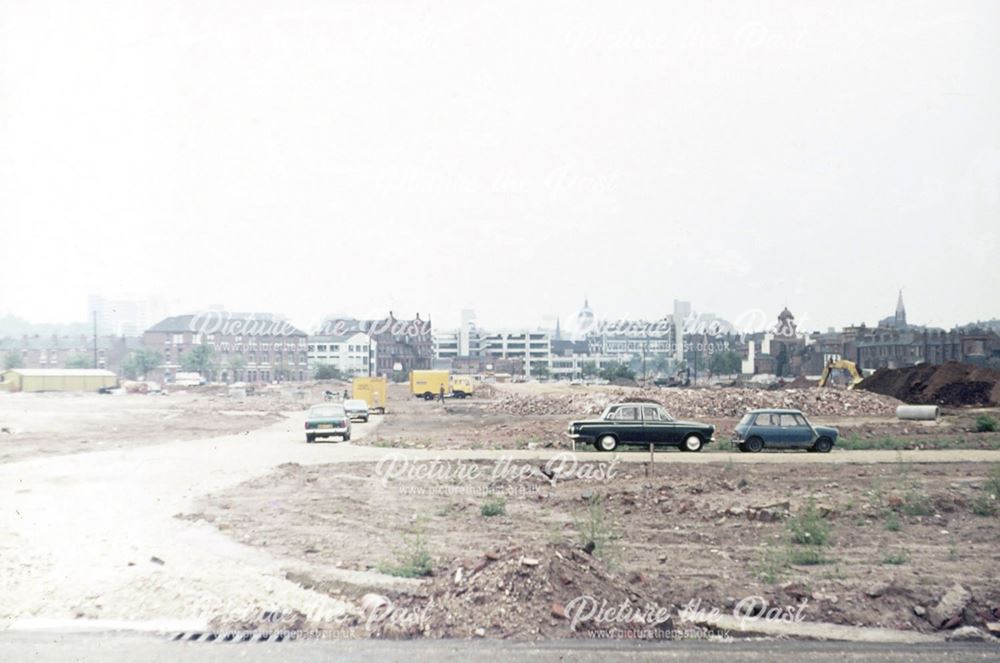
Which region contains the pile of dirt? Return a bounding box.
[366,543,676,639]
[483,387,901,418]
[769,376,818,390]
[858,362,1000,407]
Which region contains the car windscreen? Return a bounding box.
[344,400,367,409]
[309,406,346,418]
[738,413,754,426]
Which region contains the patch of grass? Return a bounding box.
[787,498,831,546]
[377,531,433,578]
[985,465,1000,498]
[821,565,846,581]
[975,415,998,433]
[971,493,997,517]
[574,495,618,561]
[884,511,902,531]
[837,435,1000,451]
[900,487,934,517]
[882,550,909,565]
[755,539,786,584]
[787,547,828,566]
[480,498,506,517]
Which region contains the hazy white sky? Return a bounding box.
[1,1,998,332]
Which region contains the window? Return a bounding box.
[613,406,639,421]
[780,414,801,427]
[642,406,660,421]
[793,414,809,426]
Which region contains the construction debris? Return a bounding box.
[368,544,676,639]
[859,361,1000,407]
[483,387,902,418]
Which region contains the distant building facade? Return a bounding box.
[0,334,135,373]
[321,313,433,378]
[307,332,377,377]
[143,313,308,383]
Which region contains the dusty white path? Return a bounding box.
[0,413,382,632]
[3,412,1000,634]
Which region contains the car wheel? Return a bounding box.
[306,434,315,444]
[813,437,833,453]
[681,434,703,452]
[596,434,618,452]
[423,392,434,401]
[343,433,351,442]
[737,442,748,453]
[745,437,764,453]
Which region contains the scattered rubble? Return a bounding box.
[927,582,971,629]
[368,544,674,639]
[946,626,990,642]
[859,361,1000,407]
[483,386,902,418]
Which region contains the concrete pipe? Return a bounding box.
[896,405,939,421]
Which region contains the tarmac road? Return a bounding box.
[1,632,998,662]
[2,410,999,643]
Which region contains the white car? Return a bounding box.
[343,399,370,422]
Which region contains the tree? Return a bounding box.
[65,354,92,369]
[3,352,23,370]
[580,361,598,378]
[599,362,635,381]
[314,364,344,380]
[531,364,550,380]
[227,354,245,382]
[651,356,671,375]
[123,349,162,379]
[181,345,214,377]
[708,351,742,376]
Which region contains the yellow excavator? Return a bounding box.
[818,359,864,389]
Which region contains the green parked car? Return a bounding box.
[305,404,352,443]
[567,402,715,452]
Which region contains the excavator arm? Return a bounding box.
[818,359,863,389]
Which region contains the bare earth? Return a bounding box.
[1,384,1000,646]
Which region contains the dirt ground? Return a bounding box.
[189,457,1000,639]
[0,384,337,464]
[364,384,1000,452]
[6,380,1000,642]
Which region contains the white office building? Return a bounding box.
[308,332,377,376]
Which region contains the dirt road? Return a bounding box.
[0,412,377,632]
[2,409,999,634]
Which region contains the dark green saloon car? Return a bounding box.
[567,402,715,452]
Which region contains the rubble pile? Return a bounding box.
[369,544,671,639]
[484,387,902,418]
[859,361,1000,407]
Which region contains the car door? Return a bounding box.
[790,414,816,448]
[641,406,668,445]
[755,413,783,447]
[775,414,809,449]
[611,405,643,443]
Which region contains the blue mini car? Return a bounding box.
[731,409,838,453]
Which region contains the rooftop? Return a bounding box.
[2,368,117,377]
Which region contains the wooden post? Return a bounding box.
[648,443,654,476]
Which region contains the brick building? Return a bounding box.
[143,313,308,383]
[0,334,136,373]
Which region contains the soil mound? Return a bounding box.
[858,361,1000,407]
[370,544,676,639]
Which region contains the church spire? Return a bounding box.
[894,290,907,328]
